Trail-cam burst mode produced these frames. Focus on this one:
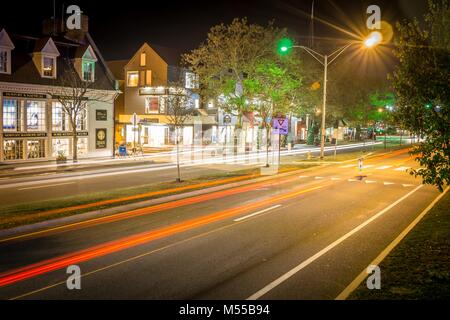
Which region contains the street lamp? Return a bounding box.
[277,33,381,160]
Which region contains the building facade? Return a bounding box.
[109,43,217,150]
[0,20,117,163]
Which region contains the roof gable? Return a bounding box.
[0,29,15,49]
[34,37,60,56]
[125,42,167,70]
[76,45,98,61]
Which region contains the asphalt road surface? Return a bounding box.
[0,142,378,206]
[0,149,439,300]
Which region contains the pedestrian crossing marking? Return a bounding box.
[376,166,393,170]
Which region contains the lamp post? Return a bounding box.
[277,31,382,160]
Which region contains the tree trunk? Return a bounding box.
[176,127,181,182]
[265,126,270,167]
[72,132,78,163]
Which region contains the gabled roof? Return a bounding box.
[124,42,168,71]
[33,37,60,56]
[75,45,97,61]
[0,29,15,49]
[0,33,115,90]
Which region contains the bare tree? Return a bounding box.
[166,82,196,182]
[47,59,112,162]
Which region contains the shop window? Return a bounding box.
[26,101,46,132]
[52,139,70,158]
[76,108,87,131]
[3,99,19,131]
[145,97,159,114]
[77,138,88,156]
[159,97,166,114]
[27,140,46,159]
[3,140,24,160]
[52,102,70,131]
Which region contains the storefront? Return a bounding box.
[0,91,114,162]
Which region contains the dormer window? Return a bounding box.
[0,29,15,75]
[0,50,9,73]
[42,56,56,78]
[74,45,97,82]
[83,61,95,81]
[32,37,60,79]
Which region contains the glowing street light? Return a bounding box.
[364,31,383,48]
[276,33,381,159]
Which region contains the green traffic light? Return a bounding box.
[277,38,293,55]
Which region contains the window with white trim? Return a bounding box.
[185,72,198,89]
[26,101,46,132]
[42,56,56,78]
[76,108,87,131]
[52,102,70,131]
[3,99,19,131]
[127,71,139,87]
[82,61,95,81]
[0,50,10,74]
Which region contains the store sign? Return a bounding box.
[3,132,48,138]
[96,110,108,121]
[139,87,167,96]
[3,92,47,99]
[52,132,89,137]
[140,118,159,124]
[96,129,107,149]
[51,95,89,101]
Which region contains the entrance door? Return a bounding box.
[143,127,150,145]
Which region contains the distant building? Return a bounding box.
[109,43,217,150]
[0,17,117,163]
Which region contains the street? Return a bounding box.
[0,149,439,300]
[0,142,379,205]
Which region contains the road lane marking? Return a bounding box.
[336,187,449,300]
[376,166,393,170]
[315,177,325,180]
[340,165,355,168]
[348,179,359,182]
[394,167,410,171]
[365,181,377,184]
[363,165,375,169]
[17,182,75,191]
[331,178,342,181]
[0,186,325,287]
[384,182,395,186]
[0,173,305,244]
[402,184,415,188]
[233,205,282,222]
[246,185,424,300]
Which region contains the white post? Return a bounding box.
[320,55,328,160]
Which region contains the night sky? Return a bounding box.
[2,0,428,60]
